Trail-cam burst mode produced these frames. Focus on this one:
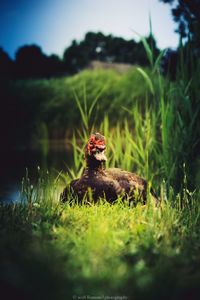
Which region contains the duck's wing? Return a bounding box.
[106,168,159,204]
[106,168,147,191]
[105,168,148,203]
[69,178,90,202]
[96,176,123,202]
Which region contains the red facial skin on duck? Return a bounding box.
[87,134,107,162]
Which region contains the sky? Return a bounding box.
[0,0,178,59]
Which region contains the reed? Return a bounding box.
[1,35,200,300]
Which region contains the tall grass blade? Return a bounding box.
[137,67,155,95]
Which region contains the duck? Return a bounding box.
[60,132,158,205]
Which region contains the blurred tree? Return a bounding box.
[0,32,161,79]
[15,45,48,78]
[46,54,64,77]
[161,49,179,80]
[63,40,90,74]
[160,0,200,52]
[160,0,200,80]
[15,45,64,78]
[0,48,14,79]
[63,32,160,73]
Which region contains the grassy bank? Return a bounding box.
[10,66,160,140]
[9,44,200,188]
[0,106,199,299]
[1,39,200,300]
[0,177,200,300]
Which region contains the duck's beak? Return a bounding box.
[94,151,107,162]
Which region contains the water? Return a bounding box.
[0,144,73,202]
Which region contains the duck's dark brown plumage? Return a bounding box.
[60,133,158,205]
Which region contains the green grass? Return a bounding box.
[1,37,200,299]
[11,66,161,140]
[0,176,200,300]
[11,37,200,189]
[0,112,199,300]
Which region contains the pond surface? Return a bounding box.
[0,143,74,202]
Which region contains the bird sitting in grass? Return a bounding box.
[60,132,158,205]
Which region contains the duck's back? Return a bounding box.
[105,168,147,200]
[76,169,123,202]
[69,168,147,203]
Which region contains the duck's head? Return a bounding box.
[85,133,107,167]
